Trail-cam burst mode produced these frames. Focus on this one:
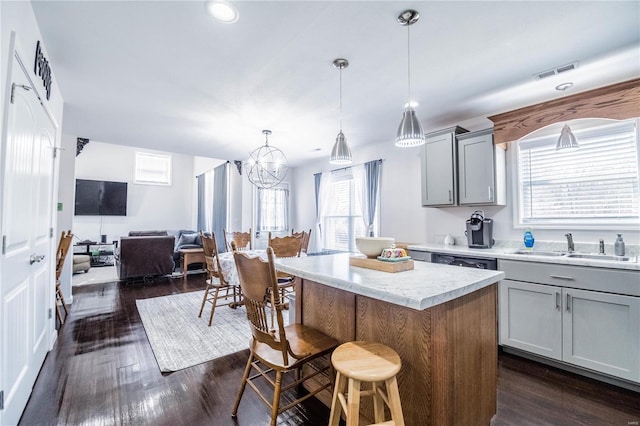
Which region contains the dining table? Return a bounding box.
[217,249,267,288]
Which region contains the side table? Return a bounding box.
[180,248,205,276]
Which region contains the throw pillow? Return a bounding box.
[176,232,198,248]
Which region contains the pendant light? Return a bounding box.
[395,9,425,147]
[330,58,352,165]
[555,83,579,151]
[246,129,288,189]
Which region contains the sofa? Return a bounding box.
[115,233,175,281]
[115,230,207,280]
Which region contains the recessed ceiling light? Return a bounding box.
[205,1,239,23]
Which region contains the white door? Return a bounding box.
[0,51,56,426]
[499,280,562,360]
[563,288,640,382]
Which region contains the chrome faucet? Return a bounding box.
[599,239,605,255]
[565,233,575,253]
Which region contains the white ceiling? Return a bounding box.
[30,1,640,166]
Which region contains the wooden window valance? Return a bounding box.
[488,78,640,146]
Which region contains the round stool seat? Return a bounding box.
[331,341,401,382]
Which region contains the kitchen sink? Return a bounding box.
[565,253,636,262]
[512,249,566,256]
[512,249,636,262]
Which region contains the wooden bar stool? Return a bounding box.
[329,341,405,426]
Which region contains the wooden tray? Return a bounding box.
[349,256,414,273]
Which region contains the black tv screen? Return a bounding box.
[75,179,127,216]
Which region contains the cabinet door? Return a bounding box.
[421,132,455,206]
[563,288,640,382]
[499,280,562,360]
[458,131,495,205]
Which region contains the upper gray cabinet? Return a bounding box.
[457,128,506,206]
[421,126,468,206]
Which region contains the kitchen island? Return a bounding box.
[275,253,504,425]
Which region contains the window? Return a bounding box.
[256,185,289,233]
[135,152,172,185]
[322,169,374,252]
[515,119,639,228]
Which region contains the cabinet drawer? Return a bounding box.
[498,259,640,296]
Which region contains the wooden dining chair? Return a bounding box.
[291,228,312,254]
[224,228,252,252]
[55,230,73,325]
[198,231,240,326]
[230,244,339,426]
[267,232,303,326]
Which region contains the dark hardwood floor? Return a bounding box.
[19,275,640,426]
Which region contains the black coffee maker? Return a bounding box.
[465,210,495,249]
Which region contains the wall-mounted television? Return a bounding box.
[75,179,127,216]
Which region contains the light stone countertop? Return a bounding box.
[274,253,504,311]
[407,242,640,271]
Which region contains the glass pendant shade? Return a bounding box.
[330,131,352,164]
[556,124,580,151]
[246,130,288,189]
[395,106,425,147]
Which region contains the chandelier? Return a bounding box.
[246,130,288,188]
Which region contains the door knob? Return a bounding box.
[29,254,45,264]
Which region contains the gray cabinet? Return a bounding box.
[498,259,640,383]
[420,126,467,206]
[499,279,562,360]
[457,128,506,206]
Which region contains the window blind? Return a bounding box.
[323,178,366,252]
[134,152,172,185]
[517,120,639,226]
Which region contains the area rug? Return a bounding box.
[136,291,254,372]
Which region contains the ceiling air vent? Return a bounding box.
[535,62,579,80]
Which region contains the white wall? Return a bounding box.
[57,134,76,302]
[73,141,197,242]
[291,121,640,250]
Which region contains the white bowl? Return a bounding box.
[355,237,395,258]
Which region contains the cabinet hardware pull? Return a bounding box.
[488,186,493,201]
[549,274,575,281]
[555,291,560,310]
[448,190,452,203]
[566,293,571,312]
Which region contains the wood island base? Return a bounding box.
[295,279,497,425]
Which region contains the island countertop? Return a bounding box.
[274,253,504,311]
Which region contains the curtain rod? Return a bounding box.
[195,160,231,179]
[326,158,383,174]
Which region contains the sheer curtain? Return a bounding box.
[212,162,228,251]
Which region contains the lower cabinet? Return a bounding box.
[500,277,640,383]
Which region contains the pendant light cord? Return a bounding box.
[407,23,411,104]
[339,65,343,132]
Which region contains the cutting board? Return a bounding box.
[349,256,414,273]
